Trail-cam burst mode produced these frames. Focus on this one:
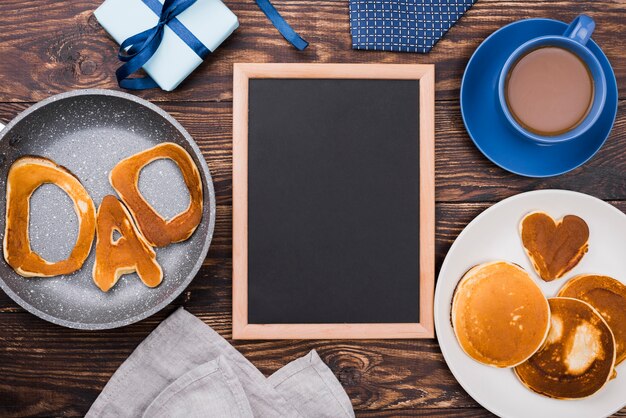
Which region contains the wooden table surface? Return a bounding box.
[0,0,625,416]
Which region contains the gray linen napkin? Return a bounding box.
[87,307,354,417]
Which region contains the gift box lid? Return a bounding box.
[95,0,238,91]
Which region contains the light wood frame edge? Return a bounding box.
[232,63,249,340]
[232,63,436,340]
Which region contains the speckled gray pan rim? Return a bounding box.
[0,89,216,330]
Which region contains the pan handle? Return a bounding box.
[0,122,5,130]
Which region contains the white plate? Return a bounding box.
[434,190,626,418]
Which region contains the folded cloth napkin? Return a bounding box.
[349,0,476,53]
[87,308,354,417]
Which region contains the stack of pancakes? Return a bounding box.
[451,212,626,400]
[515,296,616,399]
[558,275,626,366]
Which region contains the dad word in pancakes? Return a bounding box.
[3,143,203,292]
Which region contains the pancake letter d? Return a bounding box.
[3,157,96,277]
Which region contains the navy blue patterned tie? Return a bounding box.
[349,0,476,53]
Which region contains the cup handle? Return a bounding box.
[563,14,595,45]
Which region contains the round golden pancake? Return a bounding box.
[451,261,550,368]
[558,274,626,365]
[515,297,616,399]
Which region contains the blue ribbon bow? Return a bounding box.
[116,0,308,90]
[116,0,208,90]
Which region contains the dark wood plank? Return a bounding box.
[0,97,625,311]
[0,0,623,103]
[0,99,624,209]
[0,310,478,417]
[1,308,625,416]
[0,0,625,415]
[434,102,626,203]
[2,202,626,416]
[357,408,494,417]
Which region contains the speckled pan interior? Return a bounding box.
[0,89,216,329]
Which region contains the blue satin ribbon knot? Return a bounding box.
[116,0,209,90]
[116,0,308,90]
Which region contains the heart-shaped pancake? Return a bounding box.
[520,212,589,281]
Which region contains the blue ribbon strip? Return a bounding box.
[116,0,210,90]
[255,0,308,51]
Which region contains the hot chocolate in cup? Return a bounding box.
[498,15,606,145]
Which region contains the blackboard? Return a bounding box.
[233,64,435,339]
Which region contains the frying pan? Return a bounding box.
[0,89,215,329]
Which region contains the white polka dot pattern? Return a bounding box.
[349,0,476,53]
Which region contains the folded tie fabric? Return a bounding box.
[349,0,476,53]
[86,308,354,417]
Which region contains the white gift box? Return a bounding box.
[95,0,238,91]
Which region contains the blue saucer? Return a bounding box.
[460,19,618,177]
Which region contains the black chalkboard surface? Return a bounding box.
[233,64,435,339]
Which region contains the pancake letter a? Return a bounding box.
[93,195,162,292]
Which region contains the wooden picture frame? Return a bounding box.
[232,63,435,339]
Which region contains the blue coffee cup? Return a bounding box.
[498,15,606,144]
